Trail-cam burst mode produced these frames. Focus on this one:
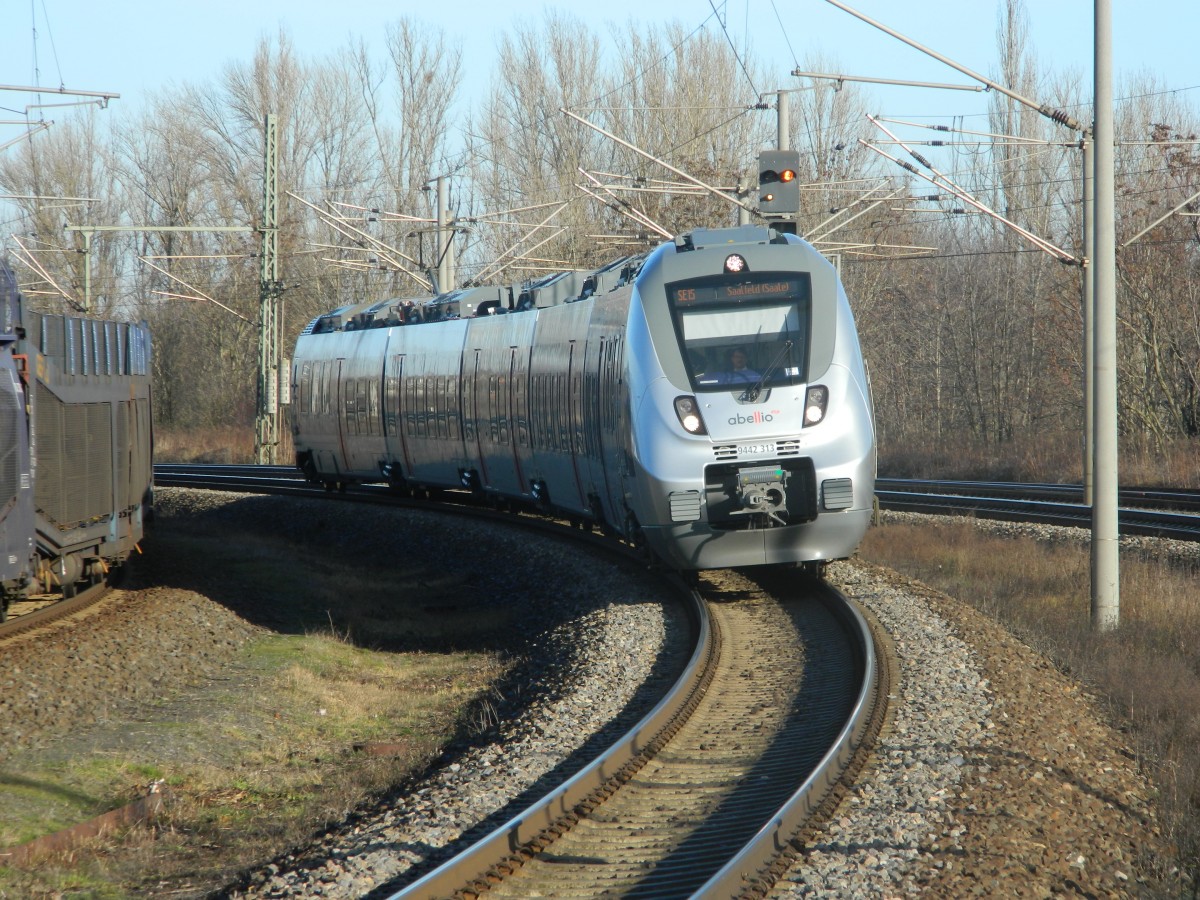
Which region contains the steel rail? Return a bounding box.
[875,488,1200,541]
[156,466,882,898]
[697,578,880,898]
[877,478,1200,513]
[389,578,877,899]
[390,585,713,900]
[0,580,109,641]
[153,467,1200,541]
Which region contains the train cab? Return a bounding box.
[624,226,876,569]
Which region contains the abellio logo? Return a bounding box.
[728,410,781,426]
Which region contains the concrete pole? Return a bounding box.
[446,198,456,292]
[1091,0,1120,629]
[777,90,790,152]
[1082,138,1094,506]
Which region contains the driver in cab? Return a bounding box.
[696,348,759,386]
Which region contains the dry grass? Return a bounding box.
[859,518,1200,879]
[154,424,293,465]
[0,492,514,898]
[879,431,1200,487]
[0,630,507,899]
[155,424,1200,486]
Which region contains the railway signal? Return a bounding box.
[757,150,800,216]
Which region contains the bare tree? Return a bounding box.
[0,110,127,316]
[1114,74,1200,442]
[596,21,767,234]
[466,11,610,280]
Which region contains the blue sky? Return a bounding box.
[2,0,1197,133]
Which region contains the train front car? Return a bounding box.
[624,225,876,572]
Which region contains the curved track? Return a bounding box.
[391,569,878,900]
[153,465,882,898]
[0,581,109,642]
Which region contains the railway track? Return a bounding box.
[875,477,1200,541]
[151,466,883,898]
[153,466,1200,541]
[877,477,1200,511]
[0,580,109,641]
[390,568,880,899]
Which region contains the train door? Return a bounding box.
[595,334,623,526]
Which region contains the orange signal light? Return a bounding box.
[779,169,796,183]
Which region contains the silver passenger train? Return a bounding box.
[290,225,875,572]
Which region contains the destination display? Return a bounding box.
[668,275,807,306]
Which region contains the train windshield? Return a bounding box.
[667,273,811,393]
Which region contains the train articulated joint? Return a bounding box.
[381,461,408,491]
[530,479,551,513]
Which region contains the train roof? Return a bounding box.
[675,225,791,251]
[303,251,649,336]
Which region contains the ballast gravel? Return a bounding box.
[1,494,1188,898]
[237,514,1185,898]
[776,558,1181,898]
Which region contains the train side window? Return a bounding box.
[350,379,360,439]
[555,373,567,451]
[342,377,355,437]
[543,373,555,451]
[447,375,460,439]
[404,375,416,437]
[570,368,583,454]
[298,362,310,414]
[485,374,497,442]
[368,379,381,436]
[540,373,551,450]
[415,377,427,438]
[497,373,509,444]
[385,357,401,433]
[435,376,448,439]
[314,362,322,417]
[514,369,529,447]
[426,376,436,438]
[529,374,542,450]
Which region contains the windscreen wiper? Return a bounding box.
[739,340,793,402]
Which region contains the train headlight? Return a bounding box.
[674,396,708,435]
[803,385,828,426]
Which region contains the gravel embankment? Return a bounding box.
[0,586,261,766]
[775,558,1182,897]
[2,495,1190,897]
[234,515,1187,898]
